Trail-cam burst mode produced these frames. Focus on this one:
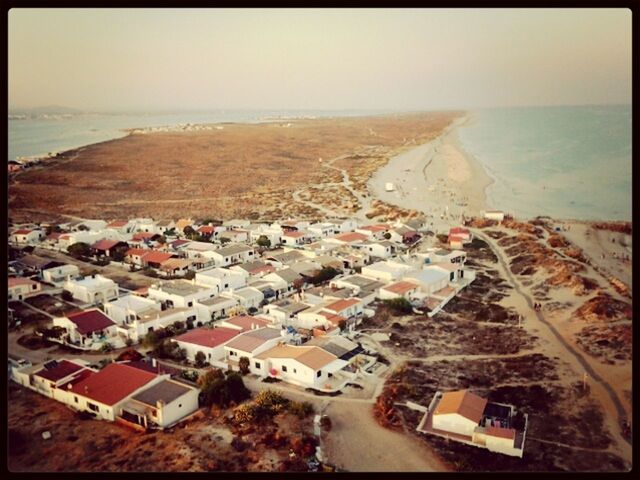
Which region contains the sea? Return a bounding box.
[457,105,632,221]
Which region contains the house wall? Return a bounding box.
[42,265,80,286]
[379,286,419,300]
[155,387,200,427]
[432,413,478,437]
[8,282,41,300]
[225,337,285,374]
[484,435,520,456]
[174,339,229,364]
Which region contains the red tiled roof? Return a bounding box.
[434,390,488,424]
[324,298,361,313]
[126,248,149,257]
[107,220,128,228]
[91,239,122,251]
[284,231,305,238]
[198,226,215,234]
[13,229,32,235]
[449,227,470,235]
[360,224,388,232]
[8,277,39,288]
[174,327,240,348]
[35,360,85,382]
[383,281,418,295]
[484,426,516,440]
[47,232,63,240]
[69,363,158,406]
[223,315,270,332]
[132,232,156,241]
[334,232,368,243]
[318,312,346,326]
[142,251,174,265]
[67,309,116,335]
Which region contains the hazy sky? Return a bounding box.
[8,8,632,111]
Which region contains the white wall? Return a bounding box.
[432,413,478,437]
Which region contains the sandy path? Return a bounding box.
[322,401,450,472]
[472,229,632,463]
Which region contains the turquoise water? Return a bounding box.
[458,105,632,221]
[8,109,387,161]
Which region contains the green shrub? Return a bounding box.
[288,401,314,418]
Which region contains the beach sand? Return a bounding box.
[368,115,492,232]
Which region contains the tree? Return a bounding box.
[220,237,231,245]
[157,235,167,244]
[142,330,162,349]
[183,226,196,238]
[238,356,250,375]
[67,242,91,258]
[195,351,207,368]
[311,266,339,285]
[111,246,128,262]
[116,349,143,362]
[61,290,74,302]
[288,401,314,419]
[198,368,250,407]
[100,342,114,353]
[383,297,413,315]
[256,235,271,248]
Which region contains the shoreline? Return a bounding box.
[367,113,493,231]
[367,115,632,226]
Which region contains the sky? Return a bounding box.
[8,8,632,112]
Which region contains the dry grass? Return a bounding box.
[9,112,460,222]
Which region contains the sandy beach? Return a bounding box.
[368,114,492,232]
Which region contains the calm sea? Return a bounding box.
[8,109,388,161]
[457,105,632,221]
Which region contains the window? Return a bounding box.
[187,301,193,307]
[450,272,454,281]
[178,404,182,408]
[74,396,78,403]
[317,370,321,378]
[293,369,297,374]
[230,351,236,357]
[255,362,261,369]
[87,402,99,413]
[282,365,288,372]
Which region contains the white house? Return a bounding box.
[121,307,197,343]
[263,298,311,325]
[10,229,45,244]
[224,327,289,373]
[207,244,255,267]
[403,269,449,295]
[223,286,264,311]
[418,390,527,458]
[195,267,248,294]
[307,222,339,239]
[172,327,241,365]
[361,260,415,283]
[195,295,239,322]
[103,295,161,325]
[42,264,80,286]
[362,240,397,259]
[67,363,166,421]
[281,231,307,246]
[355,224,389,240]
[379,280,421,300]
[254,344,349,392]
[63,274,119,304]
[124,378,200,429]
[483,210,505,222]
[53,309,119,349]
[147,279,217,310]
[8,277,42,300]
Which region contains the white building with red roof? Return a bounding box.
[8,277,42,300]
[379,280,421,300]
[68,363,167,421]
[10,228,45,245]
[172,327,241,365]
[53,308,119,349]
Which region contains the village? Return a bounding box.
[7,209,539,470]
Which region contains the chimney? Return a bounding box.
[84,386,89,393]
[156,399,165,410]
[251,323,255,330]
[151,358,157,368]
